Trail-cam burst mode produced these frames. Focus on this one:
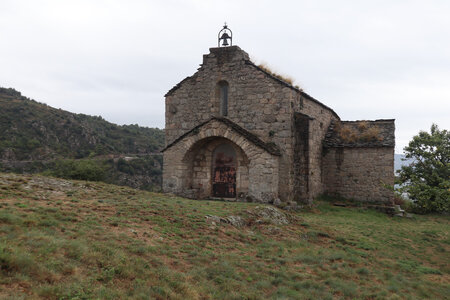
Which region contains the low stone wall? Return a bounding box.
[322,147,394,203]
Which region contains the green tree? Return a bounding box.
[397,124,449,213]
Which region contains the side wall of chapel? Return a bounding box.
[322,147,395,203]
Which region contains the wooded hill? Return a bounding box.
[0,87,165,190]
[0,87,164,161]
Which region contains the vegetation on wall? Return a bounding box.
[397,124,449,213]
[256,63,302,90]
[336,121,383,143]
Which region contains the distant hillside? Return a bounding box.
[0,87,165,190]
[0,87,164,161]
[395,154,414,173]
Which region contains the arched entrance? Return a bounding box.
[178,137,248,199]
[163,118,281,202]
[212,143,236,198]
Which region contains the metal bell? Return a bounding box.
[221,32,230,46]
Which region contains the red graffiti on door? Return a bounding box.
[212,144,236,198]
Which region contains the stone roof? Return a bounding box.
[324,119,395,148]
[162,117,281,156]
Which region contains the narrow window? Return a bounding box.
[219,81,229,116]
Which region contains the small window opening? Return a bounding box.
[219,81,229,116]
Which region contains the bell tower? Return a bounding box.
[218,23,233,47]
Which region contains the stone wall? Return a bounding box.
[293,113,310,203]
[293,93,339,202]
[165,46,295,147]
[322,147,394,203]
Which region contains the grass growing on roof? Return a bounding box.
[335,121,384,143]
[0,172,449,299]
[256,62,303,90]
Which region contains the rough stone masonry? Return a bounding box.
[162,45,395,205]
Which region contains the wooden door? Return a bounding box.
[212,144,236,198]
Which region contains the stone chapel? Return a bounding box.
[162,26,395,204]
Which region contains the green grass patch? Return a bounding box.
[0,173,448,299]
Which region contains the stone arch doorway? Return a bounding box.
[179,137,249,200]
[163,118,281,202]
[212,143,236,198]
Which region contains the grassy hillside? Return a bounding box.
[0,87,164,161]
[0,173,448,299]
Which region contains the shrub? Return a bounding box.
[397,124,449,213]
[46,159,107,182]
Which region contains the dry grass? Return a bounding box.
[337,125,359,143]
[357,121,368,131]
[257,63,299,88]
[336,121,383,143]
[360,126,383,142]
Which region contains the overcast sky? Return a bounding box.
[1,0,449,153]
